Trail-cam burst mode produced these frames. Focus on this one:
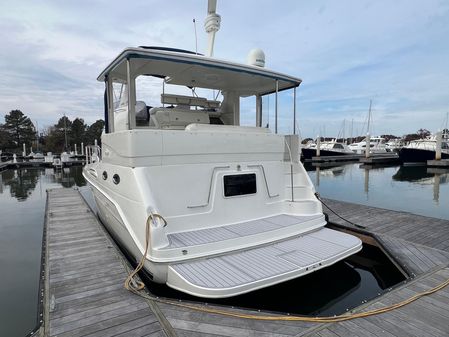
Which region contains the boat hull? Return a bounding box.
[301,148,352,160]
[86,177,168,283]
[83,172,362,298]
[399,148,449,163]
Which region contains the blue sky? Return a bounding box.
[0,0,448,138]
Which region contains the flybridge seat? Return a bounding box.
[149,107,210,129]
[135,101,150,125]
[144,94,222,129]
[161,94,220,110]
[167,227,362,298]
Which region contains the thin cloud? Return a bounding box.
[0,0,448,137]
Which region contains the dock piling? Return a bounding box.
[435,130,442,161]
[365,133,371,158]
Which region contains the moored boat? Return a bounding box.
[302,139,354,160]
[398,136,449,163]
[83,2,362,298]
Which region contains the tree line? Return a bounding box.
[0,109,104,154]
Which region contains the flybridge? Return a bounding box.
[97,47,302,95]
[99,46,302,134]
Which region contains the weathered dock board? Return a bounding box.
[359,153,401,165]
[44,188,169,337]
[308,154,363,163]
[0,160,10,171]
[43,188,449,337]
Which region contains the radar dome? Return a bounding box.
[247,48,265,67]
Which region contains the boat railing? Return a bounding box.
[85,145,102,164]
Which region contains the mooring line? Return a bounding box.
[314,192,366,229]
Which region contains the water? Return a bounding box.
[1,163,446,334]
[305,163,449,220]
[0,167,86,337]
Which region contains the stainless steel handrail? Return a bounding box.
[247,164,280,198]
[85,145,102,164]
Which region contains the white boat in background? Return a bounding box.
[302,139,354,160]
[385,138,404,153]
[83,1,361,298]
[29,152,45,163]
[349,136,387,154]
[44,152,54,165]
[349,100,388,154]
[399,135,449,163]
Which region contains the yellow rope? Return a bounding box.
[124,216,449,322]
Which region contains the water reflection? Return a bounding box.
[0,167,86,201]
[306,162,449,220]
[1,169,40,201]
[0,166,86,337]
[307,163,348,187]
[392,165,449,204]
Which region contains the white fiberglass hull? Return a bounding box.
[84,168,362,298]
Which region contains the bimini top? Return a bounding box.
[97,47,302,96]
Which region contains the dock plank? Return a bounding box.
[45,188,168,337]
[324,198,449,253]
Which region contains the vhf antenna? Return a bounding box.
[193,19,198,54]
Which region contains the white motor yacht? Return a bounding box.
[83,11,361,298]
[349,136,387,154]
[385,139,404,153]
[399,135,449,163]
[302,139,354,160]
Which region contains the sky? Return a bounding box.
[1,0,448,138]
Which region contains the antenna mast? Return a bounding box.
[204,0,221,57]
[193,19,198,54]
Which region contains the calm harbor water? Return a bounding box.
[0,167,86,337]
[305,163,449,220]
[0,162,448,335]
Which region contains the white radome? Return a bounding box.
[247,48,266,67]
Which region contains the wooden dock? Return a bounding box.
[359,153,401,165]
[43,189,169,337]
[428,159,449,167]
[308,154,363,163]
[307,153,401,165]
[42,188,449,337]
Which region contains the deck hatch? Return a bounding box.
[223,173,256,197]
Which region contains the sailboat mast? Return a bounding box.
[367,99,372,134]
[64,113,68,151]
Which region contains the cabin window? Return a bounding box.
[223,173,257,197]
[333,143,344,149]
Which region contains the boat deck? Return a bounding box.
[41,188,449,337]
[168,227,361,297]
[165,214,322,249]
